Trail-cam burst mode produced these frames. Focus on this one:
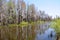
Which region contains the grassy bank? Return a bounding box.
[2,20,44,27]
[50,18,60,40]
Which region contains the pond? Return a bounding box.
[35,28,56,40]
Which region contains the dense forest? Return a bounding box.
[0,0,51,25]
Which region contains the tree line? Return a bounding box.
[0,0,52,25]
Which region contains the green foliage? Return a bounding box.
[5,20,44,28]
[37,20,44,24]
[18,21,29,27]
[8,24,17,27]
[7,0,14,8]
[50,19,60,35]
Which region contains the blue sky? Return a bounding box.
[24,0,60,18]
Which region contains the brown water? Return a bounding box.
[0,22,56,40]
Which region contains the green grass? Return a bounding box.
[0,20,45,28]
[8,24,17,27]
[37,20,44,24]
[18,21,29,27]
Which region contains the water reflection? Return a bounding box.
[0,22,56,40]
[35,28,56,40]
